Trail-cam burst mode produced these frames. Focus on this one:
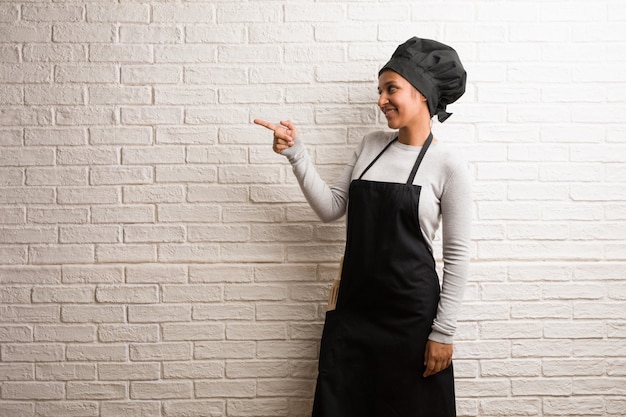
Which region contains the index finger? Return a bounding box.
[253,119,277,131]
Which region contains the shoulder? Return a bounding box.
[428,141,469,174]
[357,130,396,154]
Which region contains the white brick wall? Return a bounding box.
[1,1,625,416]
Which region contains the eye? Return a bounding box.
[387,85,398,93]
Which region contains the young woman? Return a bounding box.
[255,37,471,417]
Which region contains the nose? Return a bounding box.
[378,92,388,108]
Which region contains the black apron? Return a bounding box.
[312,133,456,417]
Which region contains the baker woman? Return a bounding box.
[255,37,471,417]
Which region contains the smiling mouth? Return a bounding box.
[382,108,396,118]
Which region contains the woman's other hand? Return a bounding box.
[423,340,453,377]
[253,119,298,154]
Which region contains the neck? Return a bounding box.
[398,124,432,146]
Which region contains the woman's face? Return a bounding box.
[377,70,429,130]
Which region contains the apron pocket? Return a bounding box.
[318,310,342,374]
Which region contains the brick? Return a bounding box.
[56,107,116,126]
[66,344,127,362]
[23,43,85,62]
[162,323,224,341]
[101,401,161,417]
[0,305,59,323]
[249,24,313,44]
[126,264,188,284]
[543,359,605,377]
[96,244,157,263]
[120,25,183,44]
[155,44,219,63]
[29,244,94,265]
[67,382,126,400]
[130,381,193,399]
[35,363,96,381]
[187,146,248,164]
[130,342,192,361]
[25,128,86,146]
[256,341,318,359]
[154,87,216,105]
[123,185,185,204]
[0,325,32,343]
[34,402,99,417]
[89,86,152,105]
[0,402,34,416]
[61,305,125,323]
[0,147,55,166]
[90,45,153,63]
[156,127,217,145]
[479,398,541,416]
[217,45,281,64]
[96,285,158,304]
[34,325,96,343]
[23,4,83,22]
[90,127,152,145]
[217,4,281,23]
[0,25,51,43]
[0,108,52,126]
[99,363,160,381]
[226,324,287,341]
[155,166,216,183]
[158,244,219,263]
[27,167,87,186]
[129,304,191,323]
[0,286,30,304]
[543,397,604,415]
[157,204,219,224]
[188,225,248,242]
[256,304,318,321]
[62,265,124,284]
[163,400,225,417]
[195,380,255,398]
[32,286,94,303]
[90,166,153,186]
[123,225,185,243]
[153,4,215,23]
[184,65,246,86]
[0,363,33,381]
[194,341,255,360]
[98,324,159,343]
[0,266,61,284]
[121,107,183,125]
[0,86,23,105]
[2,344,64,362]
[226,361,289,379]
[256,379,315,397]
[0,46,19,64]
[91,206,154,224]
[227,399,288,417]
[53,23,115,43]
[189,264,253,284]
[86,4,150,23]
[163,361,224,379]
[184,27,244,45]
[162,284,222,303]
[2,382,64,400]
[122,65,182,84]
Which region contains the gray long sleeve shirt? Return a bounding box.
[283,130,472,344]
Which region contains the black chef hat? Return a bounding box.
[379,37,467,123]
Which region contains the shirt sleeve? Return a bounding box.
[428,160,472,344]
[281,137,358,223]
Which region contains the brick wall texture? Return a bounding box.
[1,0,626,416]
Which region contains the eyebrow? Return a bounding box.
[378,81,397,91]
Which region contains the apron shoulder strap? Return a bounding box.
[358,137,397,180]
[406,132,433,185]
